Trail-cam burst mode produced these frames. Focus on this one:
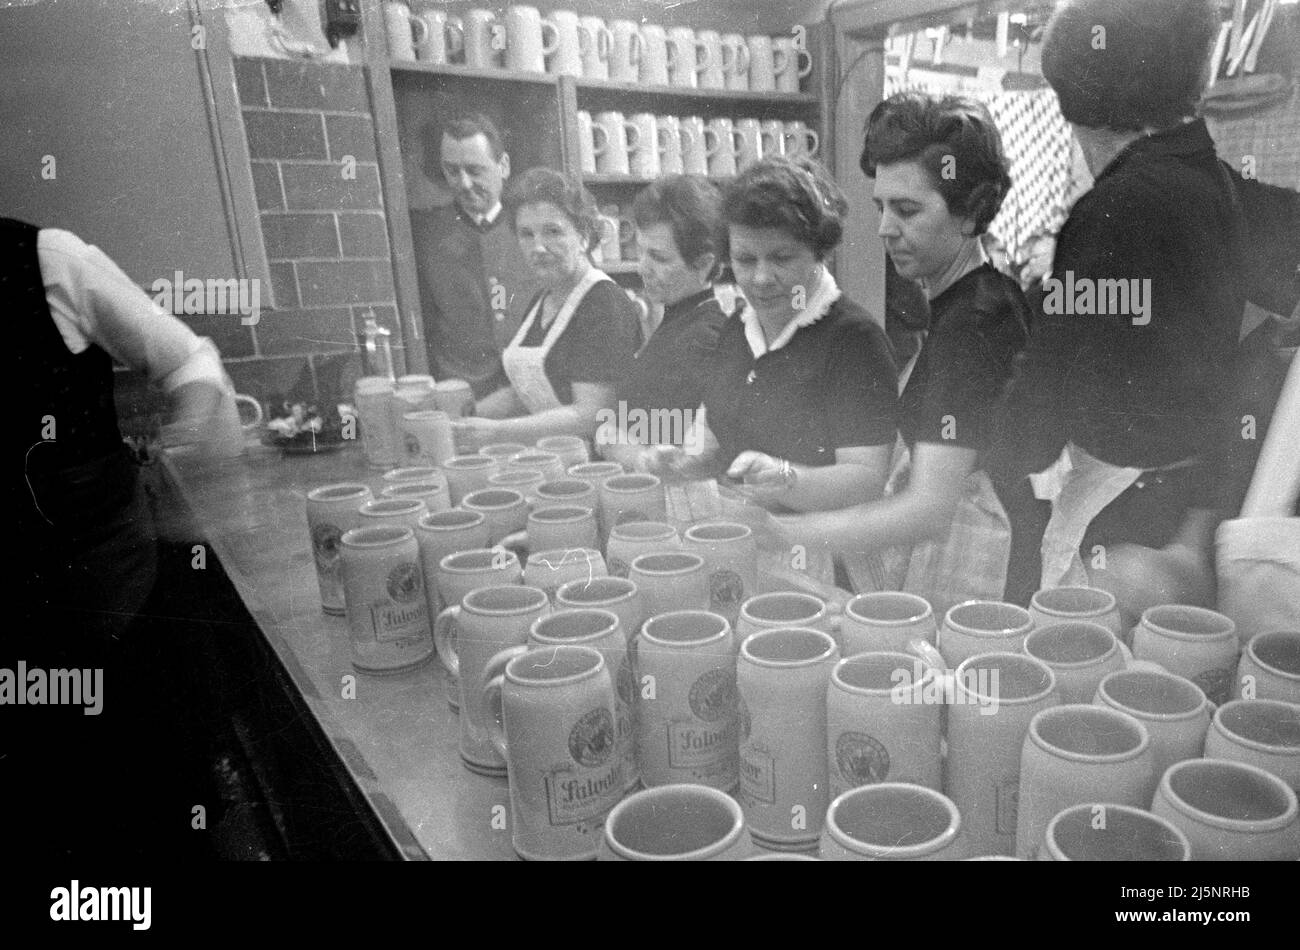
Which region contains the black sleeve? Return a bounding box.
[554,282,643,386]
[910,322,1018,450]
[823,313,899,449]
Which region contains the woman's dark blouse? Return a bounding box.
[618,288,728,438]
[901,263,1030,458]
[704,295,899,467]
[516,279,642,405]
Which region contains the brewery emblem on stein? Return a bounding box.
[673,668,738,777]
[549,708,620,825]
[836,732,890,785]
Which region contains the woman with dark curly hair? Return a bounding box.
[776,92,1035,612]
[991,0,1247,626]
[456,166,642,448]
[599,175,731,468]
[651,156,900,516]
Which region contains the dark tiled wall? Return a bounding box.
[227,56,399,408]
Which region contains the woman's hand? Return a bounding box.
[726,450,793,504]
[451,416,502,454]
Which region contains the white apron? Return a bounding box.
[500,267,613,413]
[1037,443,1144,588]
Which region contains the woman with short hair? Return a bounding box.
[600,175,731,468]
[652,157,899,515]
[456,167,642,448]
[776,92,1035,612]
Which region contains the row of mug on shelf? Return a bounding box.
[383,2,811,92]
[579,111,819,179]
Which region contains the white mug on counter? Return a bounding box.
[382,1,428,62]
[579,15,613,80]
[722,33,750,90]
[609,19,642,82]
[463,8,503,69]
[546,8,584,76]
[639,24,670,86]
[773,35,813,93]
[504,5,558,73]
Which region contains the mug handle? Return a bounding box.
[772,46,791,76]
[446,17,464,57]
[623,121,641,153]
[598,26,613,61]
[233,393,264,428]
[433,605,461,677]
[628,31,643,65]
[656,125,674,156]
[721,43,734,72]
[540,20,560,57]
[481,644,530,759]
[737,43,751,75]
[409,12,430,49]
[591,123,609,156]
[803,128,820,157]
[760,130,781,155]
[695,40,713,71]
[679,126,696,148]
[797,48,814,78]
[702,127,723,158]
[665,39,677,71]
[498,531,529,556]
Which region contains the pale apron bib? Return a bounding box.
[501,267,613,413]
[1037,443,1144,588]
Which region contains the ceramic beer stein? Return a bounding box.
[462,8,503,69]
[593,111,634,175]
[656,115,687,175]
[666,26,699,88]
[506,449,566,482]
[629,552,710,619]
[737,592,833,644]
[840,591,936,656]
[1151,758,1300,861]
[503,5,557,73]
[627,112,660,178]
[1014,704,1156,859]
[535,435,590,469]
[827,652,942,796]
[945,652,1058,856]
[381,480,451,516]
[599,783,750,860]
[939,600,1035,670]
[705,118,739,177]
[1039,803,1191,861]
[431,547,522,711]
[733,118,762,169]
[484,645,622,859]
[524,547,608,602]
[415,8,463,65]
[461,488,528,544]
[339,525,434,674]
[545,9,583,77]
[534,478,598,512]
[737,627,840,851]
[557,576,645,643]
[1237,631,1300,703]
[683,521,757,628]
[773,35,813,93]
[696,30,725,89]
[746,35,777,91]
[441,455,498,506]
[609,19,643,83]
[382,1,426,62]
[358,496,428,534]
[305,483,374,616]
[488,468,546,506]
[578,15,612,80]
[605,521,681,578]
[1204,699,1300,792]
[639,24,670,85]
[721,33,750,90]
[820,784,965,861]
[1132,604,1238,705]
[598,473,667,545]
[1093,669,1212,780]
[681,116,710,175]
[1029,585,1122,639]
[1022,621,1126,704]
[439,584,550,774]
[636,610,738,790]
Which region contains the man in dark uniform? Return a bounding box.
[409,113,539,398]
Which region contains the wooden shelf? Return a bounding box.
[388,60,559,86]
[575,77,818,106]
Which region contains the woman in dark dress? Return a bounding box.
[599,175,730,468]
[777,93,1034,612]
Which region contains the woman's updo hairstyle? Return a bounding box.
[861,92,1011,236]
[720,157,848,261]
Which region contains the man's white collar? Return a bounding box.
[738,266,841,359]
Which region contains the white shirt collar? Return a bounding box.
[471,202,503,227]
[738,266,841,359]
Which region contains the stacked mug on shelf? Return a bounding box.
[578,110,819,179]
[304,409,1300,860]
[382,2,814,93]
